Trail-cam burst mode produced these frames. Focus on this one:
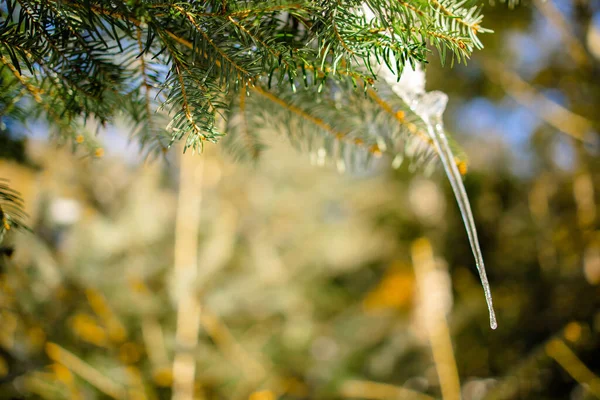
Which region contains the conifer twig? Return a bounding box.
[239,90,260,160]
[173,5,250,77]
[365,87,433,146]
[429,0,481,34]
[252,86,383,156]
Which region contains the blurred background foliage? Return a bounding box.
[1,1,600,399]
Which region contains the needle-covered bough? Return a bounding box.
[0,0,498,327]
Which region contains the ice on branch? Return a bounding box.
[362,3,498,329]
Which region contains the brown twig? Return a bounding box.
[339,379,435,400]
[533,0,590,67]
[482,58,595,144]
[546,338,600,397]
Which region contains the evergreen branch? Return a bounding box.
[429,0,482,33]
[164,30,195,50]
[43,0,125,86]
[332,2,356,56]
[130,26,169,155]
[398,1,426,18]
[0,55,42,103]
[173,5,251,80]
[0,22,41,74]
[0,55,101,153]
[60,0,143,27]
[229,3,306,18]
[366,87,433,147]
[156,20,370,97]
[428,0,491,49]
[227,15,278,59]
[160,46,223,151]
[252,85,382,156]
[238,90,260,160]
[148,2,307,19]
[148,29,228,149]
[222,87,265,162]
[3,0,128,126]
[225,13,315,88]
[367,25,471,62]
[0,21,107,122]
[137,28,155,135]
[0,0,491,159]
[175,62,204,139]
[253,86,348,139]
[245,79,443,174]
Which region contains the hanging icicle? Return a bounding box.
[385,70,497,329]
[361,3,498,329]
[413,92,497,330]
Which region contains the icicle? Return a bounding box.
[412,91,497,330]
[361,1,497,329]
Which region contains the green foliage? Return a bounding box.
[224,75,439,171]
[0,0,491,157]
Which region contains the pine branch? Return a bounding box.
[0,55,42,102]
[173,4,252,79]
[0,0,492,158]
[238,90,262,161]
[246,79,441,173]
[366,87,433,147]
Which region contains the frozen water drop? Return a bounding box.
[415,91,448,119]
[422,115,497,329]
